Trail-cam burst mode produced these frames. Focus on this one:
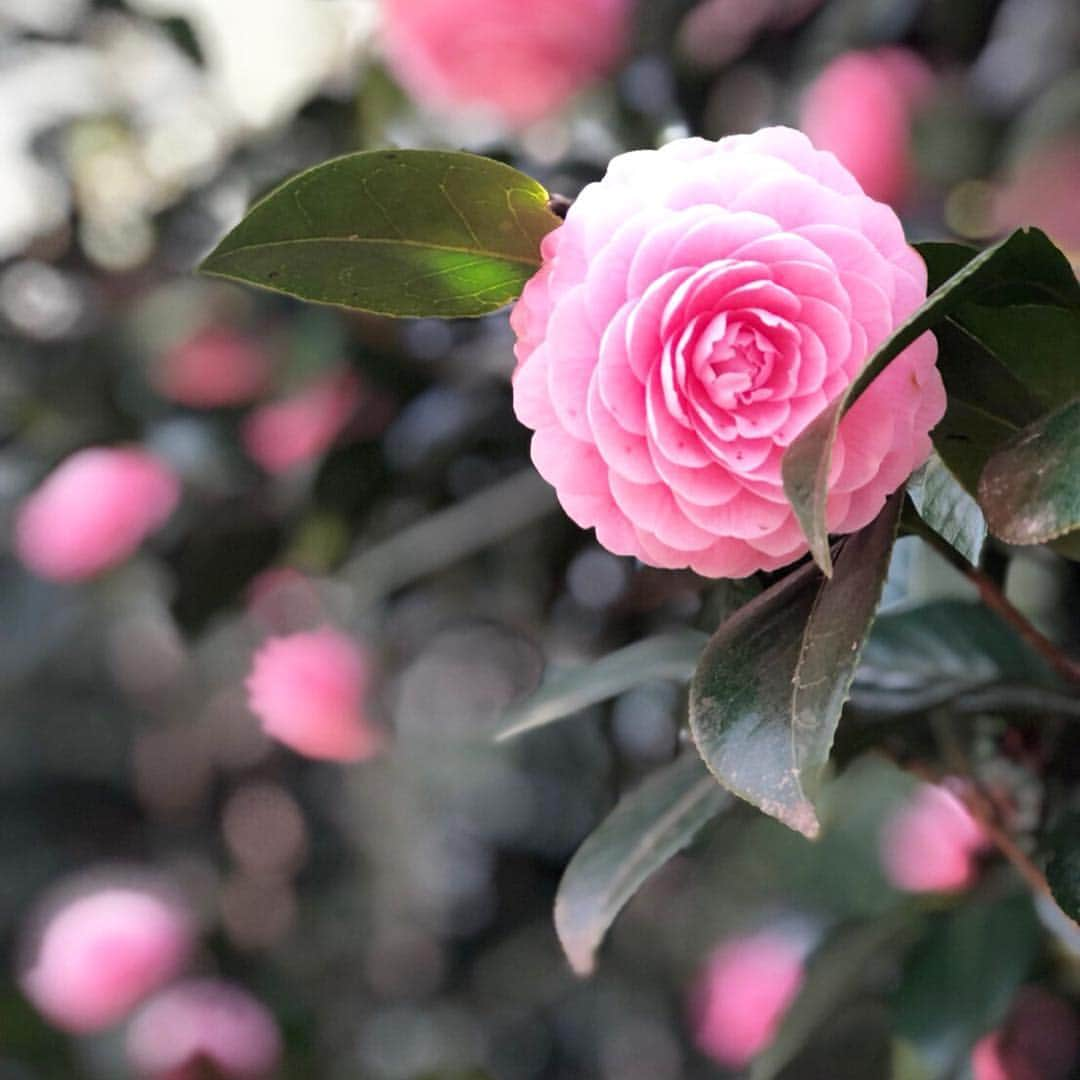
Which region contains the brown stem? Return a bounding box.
[918,527,1080,686]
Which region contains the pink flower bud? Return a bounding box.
[690,930,806,1067]
[127,978,282,1080]
[801,48,934,207]
[381,0,631,128]
[245,627,382,762]
[154,327,271,408]
[241,370,361,474]
[19,885,193,1033]
[971,987,1080,1080]
[15,447,180,582]
[879,782,987,893]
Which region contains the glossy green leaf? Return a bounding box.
[906,452,986,565]
[892,893,1040,1076]
[496,630,707,742]
[852,600,1057,715]
[783,229,1080,575]
[978,397,1080,546]
[554,753,729,976]
[690,493,901,838]
[1045,812,1080,923]
[200,150,561,318]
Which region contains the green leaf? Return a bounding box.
[496,630,707,742]
[689,492,901,838]
[750,914,918,1080]
[853,600,1058,715]
[200,150,560,318]
[554,753,728,976]
[906,452,986,565]
[783,229,1080,576]
[892,893,1040,1076]
[1045,812,1080,923]
[978,397,1080,546]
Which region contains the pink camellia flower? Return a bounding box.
[879,781,988,893]
[381,0,631,128]
[127,978,282,1080]
[511,127,945,578]
[14,447,180,582]
[19,886,193,1033]
[154,326,271,408]
[246,627,381,762]
[690,929,806,1067]
[241,369,361,474]
[679,0,823,69]
[801,49,934,208]
[971,986,1080,1080]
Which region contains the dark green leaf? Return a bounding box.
[751,914,918,1080]
[200,150,560,318]
[783,229,1080,575]
[892,893,1040,1076]
[554,753,728,975]
[957,305,1080,410]
[1045,812,1080,923]
[978,397,1080,546]
[906,452,986,565]
[853,600,1057,715]
[690,493,901,838]
[496,630,707,742]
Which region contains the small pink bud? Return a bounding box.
[690,930,806,1067]
[241,370,361,474]
[19,885,193,1033]
[246,627,382,762]
[126,978,282,1080]
[879,782,987,893]
[14,447,180,582]
[155,327,271,408]
[972,987,1080,1080]
[801,48,933,207]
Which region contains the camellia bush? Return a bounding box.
[199,119,1080,1070]
[8,3,1080,1078]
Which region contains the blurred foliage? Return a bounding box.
[2,1,1080,1078]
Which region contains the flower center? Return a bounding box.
[692,316,778,409]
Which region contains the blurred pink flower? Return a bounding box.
[14,446,180,582]
[511,127,943,577]
[994,139,1080,258]
[690,930,805,1067]
[971,986,1080,1080]
[246,627,382,762]
[127,978,282,1080]
[154,326,271,408]
[679,0,823,69]
[381,0,631,127]
[19,886,193,1033]
[241,370,361,474]
[801,48,934,207]
[879,782,988,893]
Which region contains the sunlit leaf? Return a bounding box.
[201,150,560,318]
